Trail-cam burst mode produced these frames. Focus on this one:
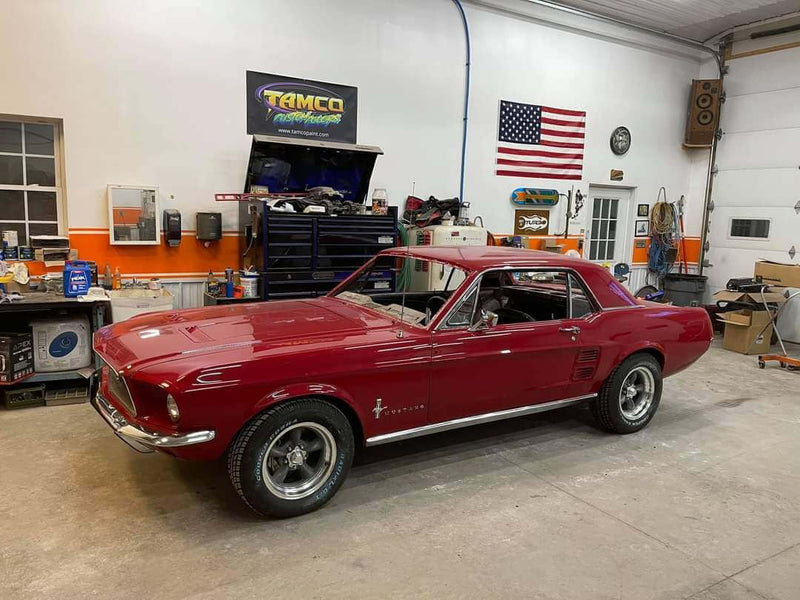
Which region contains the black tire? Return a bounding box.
[634,285,659,299]
[227,398,354,518]
[591,353,663,434]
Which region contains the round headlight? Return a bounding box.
[166,394,180,422]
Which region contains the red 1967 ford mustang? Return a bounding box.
[92,246,713,517]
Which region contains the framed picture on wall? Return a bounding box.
[637,204,649,217]
[635,220,649,237]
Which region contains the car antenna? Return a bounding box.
[397,243,410,339]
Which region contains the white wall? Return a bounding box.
[0,0,706,242]
[464,3,704,237]
[703,36,800,295]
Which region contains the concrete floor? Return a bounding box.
[2,340,800,599]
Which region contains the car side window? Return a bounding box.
[472,269,597,325]
[569,273,595,319]
[445,285,478,328]
[501,270,569,322]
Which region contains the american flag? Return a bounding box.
[496,100,586,180]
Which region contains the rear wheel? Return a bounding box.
[592,354,663,433]
[227,399,354,518]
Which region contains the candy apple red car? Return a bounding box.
[92,246,713,517]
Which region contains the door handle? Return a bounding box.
[559,326,581,335]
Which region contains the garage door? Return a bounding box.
[705,46,800,294]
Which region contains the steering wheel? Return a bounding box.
[425,295,448,324]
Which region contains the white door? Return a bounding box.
[585,187,632,264]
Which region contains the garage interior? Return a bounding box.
[2,1,800,598]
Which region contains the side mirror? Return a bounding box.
[468,310,498,332]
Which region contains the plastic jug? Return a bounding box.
[63,261,92,297]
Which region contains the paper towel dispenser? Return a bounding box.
[196,212,222,241]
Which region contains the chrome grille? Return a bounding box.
[102,360,136,416]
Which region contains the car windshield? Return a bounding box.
[332,254,469,327]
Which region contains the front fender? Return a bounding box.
[250,382,367,438]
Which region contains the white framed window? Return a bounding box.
[0,117,64,246]
[588,197,619,261]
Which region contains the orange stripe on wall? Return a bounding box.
[489,234,584,255]
[631,237,701,265]
[68,232,241,276]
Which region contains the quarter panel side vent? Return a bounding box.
[573,347,600,380]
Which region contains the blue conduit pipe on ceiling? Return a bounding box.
[451,0,471,205]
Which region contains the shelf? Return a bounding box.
[28,367,96,384]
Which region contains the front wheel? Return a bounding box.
[227,399,354,518]
[591,354,663,434]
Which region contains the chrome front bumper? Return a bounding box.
[92,392,215,453]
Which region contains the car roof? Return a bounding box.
[381,245,593,272]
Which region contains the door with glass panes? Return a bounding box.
[585,188,631,264]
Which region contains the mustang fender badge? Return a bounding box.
[372,398,386,419]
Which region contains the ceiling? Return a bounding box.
[549,0,800,41]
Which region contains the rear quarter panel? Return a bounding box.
[580,304,713,395]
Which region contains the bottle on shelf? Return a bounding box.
[103,264,112,290]
[206,270,220,296]
[112,267,122,290]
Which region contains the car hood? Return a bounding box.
[93,297,396,373]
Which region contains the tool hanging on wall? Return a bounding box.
[677,195,688,274]
[648,188,678,277]
[559,187,584,239]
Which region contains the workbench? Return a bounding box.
[0,293,109,386]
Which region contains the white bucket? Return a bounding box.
[241,275,259,298]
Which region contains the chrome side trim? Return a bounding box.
[365,393,596,446]
[92,392,215,452]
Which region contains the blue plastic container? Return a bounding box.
[63,261,92,297]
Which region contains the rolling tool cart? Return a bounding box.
[756,287,800,370]
[220,134,396,300]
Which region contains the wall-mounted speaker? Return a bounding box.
[684,79,722,147]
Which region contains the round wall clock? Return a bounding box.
[610,126,631,155]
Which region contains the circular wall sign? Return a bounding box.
[610,126,631,155]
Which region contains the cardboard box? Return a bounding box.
[712,289,787,307]
[33,247,77,267]
[754,260,800,288]
[712,290,785,355]
[718,309,773,354]
[0,333,34,383]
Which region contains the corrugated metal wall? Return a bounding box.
[162,282,205,310]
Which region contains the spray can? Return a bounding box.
[225,267,234,298]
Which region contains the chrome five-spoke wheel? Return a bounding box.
[262,422,337,501]
[592,353,663,434]
[618,366,655,421]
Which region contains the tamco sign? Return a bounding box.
[246,71,358,143]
